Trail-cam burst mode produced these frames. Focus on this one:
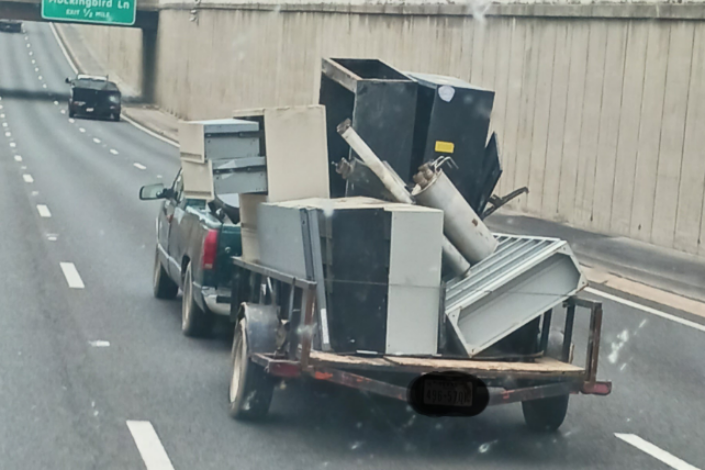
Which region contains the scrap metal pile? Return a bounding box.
[178,57,586,359]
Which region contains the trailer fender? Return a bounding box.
[237,303,279,354]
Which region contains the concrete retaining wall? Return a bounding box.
[74,2,705,256]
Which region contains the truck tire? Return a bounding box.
[153,247,178,299]
[228,318,274,420]
[522,331,570,432]
[181,262,213,337]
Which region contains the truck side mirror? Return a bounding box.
[139,183,167,200]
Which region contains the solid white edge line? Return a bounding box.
[615,434,701,470]
[586,287,705,333]
[49,23,78,74]
[121,114,179,148]
[49,23,179,149]
[59,262,85,289]
[36,204,51,218]
[126,421,176,470]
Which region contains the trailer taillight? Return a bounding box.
[202,229,219,270]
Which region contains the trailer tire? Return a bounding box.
[181,262,213,337]
[228,318,274,420]
[522,330,570,432]
[153,247,178,299]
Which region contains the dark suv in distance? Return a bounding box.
[0,19,23,33]
[66,74,122,121]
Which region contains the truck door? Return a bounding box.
[159,170,182,280]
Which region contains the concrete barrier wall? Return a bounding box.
[75,3,705,257]
[73,24,143,96]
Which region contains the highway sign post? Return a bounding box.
[41,0,136,26]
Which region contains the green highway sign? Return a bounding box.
[41,0,136,26]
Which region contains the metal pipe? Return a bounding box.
[413,166,498,264]
[337,119,471,277]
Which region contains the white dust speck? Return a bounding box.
[350,441,363,451]
[320,199,335,218]
[478,440,497,454]
[638,319,647,329]
[608,329,630,364]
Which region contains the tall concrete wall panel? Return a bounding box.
[76,4,705,256]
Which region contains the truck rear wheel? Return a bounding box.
[522,331,570,432]
[181,262,213,337]
[228,318,274,420]
[153,247,178,299]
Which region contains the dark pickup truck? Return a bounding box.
[140,170,242,336]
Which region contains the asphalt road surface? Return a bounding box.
[1,21,705,470]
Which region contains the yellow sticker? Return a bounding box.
[435,141,455,154]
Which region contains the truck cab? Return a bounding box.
[140,170,242,337]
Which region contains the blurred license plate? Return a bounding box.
[423,379,473,407]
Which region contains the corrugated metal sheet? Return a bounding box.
[444,234,587,357]
[447,235,571,308]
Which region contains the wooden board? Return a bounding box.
[309,351,585,380]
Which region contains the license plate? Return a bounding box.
[423,379,473,407]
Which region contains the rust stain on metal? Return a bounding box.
[314,371,333,380]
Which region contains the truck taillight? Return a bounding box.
[202,229,219,270]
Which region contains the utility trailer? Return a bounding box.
[226,255,612,431]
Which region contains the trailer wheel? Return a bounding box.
[181,262,213,337]
[153,247,178,299]
[228,318,274,420]
[522,330,570,432]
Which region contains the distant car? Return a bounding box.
[0,19,23,33]
[65,74,121,121]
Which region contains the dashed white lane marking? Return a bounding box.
[60,109,66,114]
[93,138,101,144]
[20,166,27,170]
[31,59,35,64]
[35,67,39,72]
[2,122,7,127]
[10,142,16,148]
[126,421,176,470]
[38,75,43,80]
[587,288,705,333]
[69,118,75,123]
[26,43,30,48]
[42,84,47,89]
[615,434,700,470]
[29,51,33,56]
[156,175,162,179]
[110,149,119,155]
[36,204,51,218]
[59,262,85,289]
[89,340,110,347]
[4,132,10,138]
[46,234,58,241]
[22,174,33,183]
[53,101,59,105]
[79,127,86,133]
[14,156,22,162]
[133,163,146,170]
